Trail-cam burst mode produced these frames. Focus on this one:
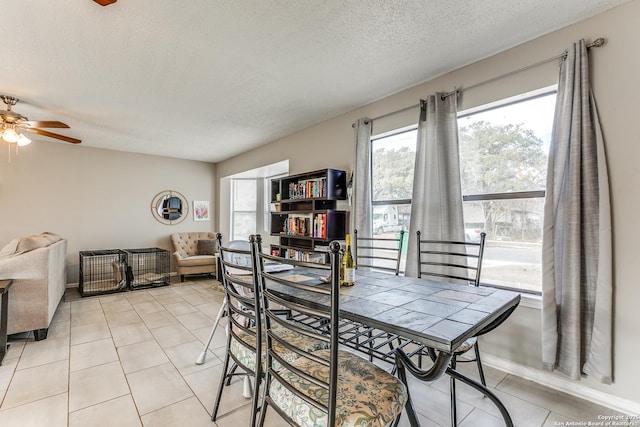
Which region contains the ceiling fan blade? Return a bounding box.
[22,128,82,144]
[20,120,70,129]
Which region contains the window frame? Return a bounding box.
[367,86,556,294]
[230,178,258,241]
[457,85,556,206]
[264,173,287,233]
[370,125,417,207]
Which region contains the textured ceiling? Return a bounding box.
[0,0,629,163]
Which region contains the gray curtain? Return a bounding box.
[352,118,373,240]
[405,93,465,277]
[541,40,612,384]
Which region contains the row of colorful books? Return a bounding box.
[285,249,326,263]
[288,177,327,200]
[282,213,327,238]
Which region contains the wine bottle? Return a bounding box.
[341,234,355,286]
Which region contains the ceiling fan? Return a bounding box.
[0,95,81,145]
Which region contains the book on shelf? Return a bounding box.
[313,213,327,239]
[285,248,326,263]
[284,216,311,237]
[288,177,327,200]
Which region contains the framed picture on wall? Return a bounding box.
[193,200,210,221]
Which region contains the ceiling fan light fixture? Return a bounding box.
[2,127,19,143]
[0,94,82,145]
[17,133,32,146]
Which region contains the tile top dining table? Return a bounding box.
[269,266,521,426]
[275,267,521,354]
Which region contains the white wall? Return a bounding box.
[0,141,216,282]
[215,1,640,408]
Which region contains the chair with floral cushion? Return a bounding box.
[212,235,329,426]
[255,237,408,427]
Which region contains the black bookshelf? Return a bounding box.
[270,168,347,263]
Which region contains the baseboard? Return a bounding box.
[481,353,640,416]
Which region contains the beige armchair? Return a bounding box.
[170,232,219,282]
[0,233,67,340]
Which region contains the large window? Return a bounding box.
[227,160,289,242]
[459,88,555,292]
[371,126,417,271]
[231,179,257,241]
[369,87,556,292]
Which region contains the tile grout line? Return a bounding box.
[120,284,221,421]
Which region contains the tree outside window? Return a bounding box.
[458,89,556,292]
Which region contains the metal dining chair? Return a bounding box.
[212,235,330,426]
[415,230,487,427]
[337,229,407,364]
[255,236,408,427]
[196,237,250,366]
[211,236,264,426]
[354,228,405,275]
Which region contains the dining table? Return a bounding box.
[268,266,521,427]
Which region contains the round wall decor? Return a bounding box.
[151,190,189,225]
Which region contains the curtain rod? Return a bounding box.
[353,37,605,127]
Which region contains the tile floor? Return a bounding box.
[0,277,623,427]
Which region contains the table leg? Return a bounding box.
[395,348,453,427]
[396,347,514,427]
[0,289,9,365]
[446,367,514,427]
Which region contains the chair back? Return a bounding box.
[226,239,252,268]
[217,233,262,375]
[354,229,405,275]
[255,235,340,426]
[416,231,486,286]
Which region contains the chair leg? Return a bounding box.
[257,394,268,427]
[450,355,458,427]
[474,342,487,387]
[211,348,232,421]
[249,369,261,427]
[226,363,239,386]
[396,356,420,427]
[180,274,185,282]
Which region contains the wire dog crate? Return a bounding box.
[79,249,129,297]
[124,248,170,289]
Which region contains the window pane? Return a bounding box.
[233,180,257,211]
[372,129,417,201]
[232,212,256,241]
[458,90,555,293]
[463,198,543,292]
[232,179,257,240]
[369,203,411,273]
[458,94,555,195]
